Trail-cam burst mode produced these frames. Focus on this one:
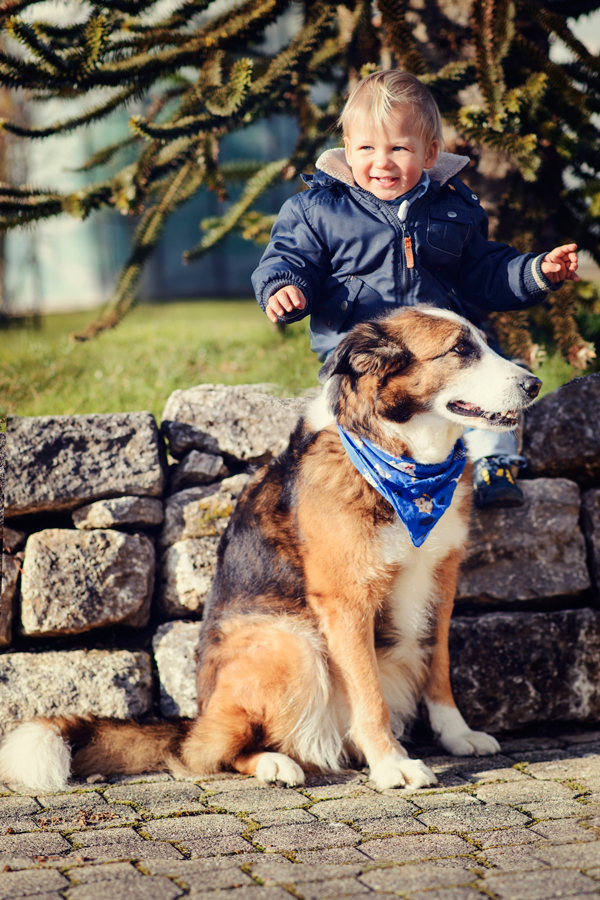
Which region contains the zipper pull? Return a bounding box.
[404,235,414,269]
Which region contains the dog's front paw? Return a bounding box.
[441,729,500,757]
[255,752,305,786]
[370,753,437,790]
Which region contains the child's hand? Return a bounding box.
[541,244,579,283]
[266,286,307,323]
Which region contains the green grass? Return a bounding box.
[0,298,584,423]
[0,300,321,422]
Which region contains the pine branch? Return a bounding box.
[184,157,289,262]
[377,0,429,75]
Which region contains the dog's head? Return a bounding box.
[320,306,541,454]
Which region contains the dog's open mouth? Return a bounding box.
[447,400,518,427]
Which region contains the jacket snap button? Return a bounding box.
[447,211,457,218]
[341,300,348,311]
[472,193,478,200]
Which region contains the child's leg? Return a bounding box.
[463,422,526,509]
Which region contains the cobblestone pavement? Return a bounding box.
[1,728,600,900]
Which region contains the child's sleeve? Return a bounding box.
[252,195,329,322]
[456,203,561,310]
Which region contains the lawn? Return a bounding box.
[0,298,585,426]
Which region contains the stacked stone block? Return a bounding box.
[2,375,600,739]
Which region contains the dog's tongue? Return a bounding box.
[453,401,479,411]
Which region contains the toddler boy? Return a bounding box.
[252,70,579,507]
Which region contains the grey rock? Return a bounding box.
[2,528,26,553]
[449,608,600,732]
[161,383,304,463]
[0,650,152,738]
[523,373,600,484]
[158,538,218,617]
[73,496,164,530]
[581,488,600,593]
[20,529,155,637]
[160,485,235,549]
[456,478,589,604]
[0,432,4,534]
[152,621,202,717]
[5,413,165,517]
[0,551,20,648]
[169,450,228,493]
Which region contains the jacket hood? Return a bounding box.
[312,147,470,189]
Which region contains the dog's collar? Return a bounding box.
[336,425,467,547]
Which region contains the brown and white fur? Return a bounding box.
[0,306,541,792]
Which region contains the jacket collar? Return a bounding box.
[306,147,470,190]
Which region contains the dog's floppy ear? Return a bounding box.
[319,321,412,381]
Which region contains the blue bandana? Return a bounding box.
[337,425,467,547]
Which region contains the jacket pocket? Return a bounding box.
[427,205,472,257]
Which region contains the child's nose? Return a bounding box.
[375,150,392,168]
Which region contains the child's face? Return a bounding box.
[344,107,438,201]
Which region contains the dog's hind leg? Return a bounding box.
[182,614,340,782]
[424,550,501,757]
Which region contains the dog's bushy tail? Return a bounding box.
[0,716,193,792]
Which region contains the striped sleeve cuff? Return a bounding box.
[523,253,562,296]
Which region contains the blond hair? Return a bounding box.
[339,70,443,148]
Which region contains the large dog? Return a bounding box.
[0,306,541,792]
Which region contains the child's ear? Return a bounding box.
[344,135,352,165]
[425,141,439,169]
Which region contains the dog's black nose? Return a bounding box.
[520,374,542,399]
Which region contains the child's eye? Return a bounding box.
[393,146,408,152]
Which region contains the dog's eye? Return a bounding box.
[453,341,471,355]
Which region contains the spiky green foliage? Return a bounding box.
[0,0,599,363]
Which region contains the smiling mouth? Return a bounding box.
[447,400,518,427]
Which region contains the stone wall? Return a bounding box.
[2,376,600,740]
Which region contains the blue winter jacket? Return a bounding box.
[252,149,557,359]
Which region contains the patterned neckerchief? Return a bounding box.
[336,424,467,547]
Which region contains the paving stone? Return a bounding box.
[184,888,291,900]
[293,848,372,865]
[418,805,530,832]
[35,804,138,831]
[249,809,317,827]
[405,890,488,900]
[355,815,427,836]
[311,794,417,822]
[66,862,143,882]
[509,750,571,764]
[209,788,307,813]
[530,820,599,842]
[153,863,254,892]
[71,827,147,848]
[532,840,600,868]
[37,793,106,810]
[521,800,594,820]
[202,777,267,793]
[105,782,205,816]
[295,876,370,898]
[470,826,546,848]
[0,798,41,817]
[0,867,69,897]
[256,822,360,852]
[67,842,184,861]
[144,815,246,841]
[524,755,600,782]
[8,893,65,900]
[0,816,41,834]
[140,855,260,875]
[483,867,600,899]
[66,875,183,900]
[0,833,71,856]
[479,844,550,870]
[361,833,476,862]
[250,860,362,885]
[474,780,577,805]
[359,861,477,892]
[173,835,253,857]
[410,792,482,809]
[298,777,369,801]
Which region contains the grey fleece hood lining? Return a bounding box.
[314,147,470,190]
